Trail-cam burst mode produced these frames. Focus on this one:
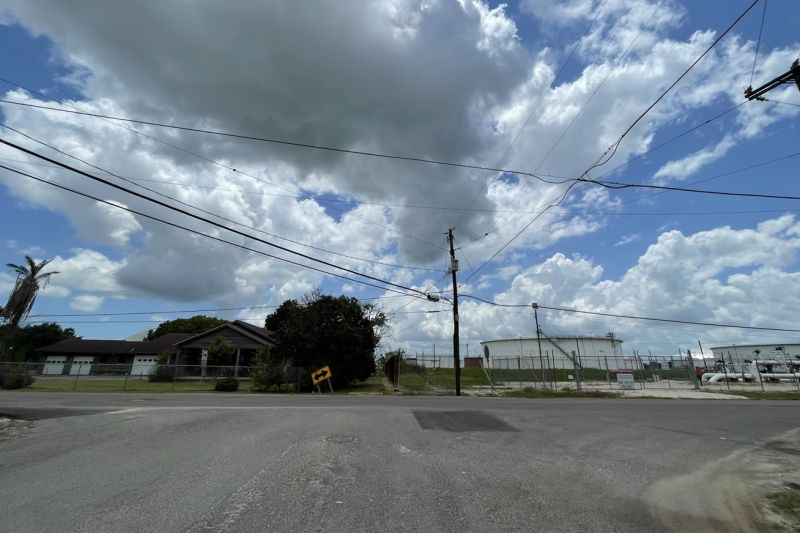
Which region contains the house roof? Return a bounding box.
[174,320,276,347]
[37,333,193,355]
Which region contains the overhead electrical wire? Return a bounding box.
[0,79,445,252]
[26,295,418,319]
[0,161,430,300]
[454,0,610,220]
[591,102,747,181]
[581,0,762,177]
[0,97,565,187]
[584,176,800,200]
[463,0,765,281]
[749,0,768,88]
[0,123,443,274]
[458,294,800,333]
[532,0,667,175]
[6,154,796,220]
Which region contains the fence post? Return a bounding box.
[604,356,612,390]
[572,351,582,391]
[72,362,83,391]
[123,371,129,391]
[754,359,765,392]
[722,353,730,391]
[666,357,672,389]
[172,365,177,392]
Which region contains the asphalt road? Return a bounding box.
[0,392,797,532]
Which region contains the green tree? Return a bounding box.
[265,293,386,386]
[0,322,75,362]
[251,346,285,392]
[2,256,58,361]
[144,315,228,341]
[206,335,236,366]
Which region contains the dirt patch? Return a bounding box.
[644,429,800,532]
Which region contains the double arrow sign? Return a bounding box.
[311,365,332,385]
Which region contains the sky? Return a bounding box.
[0,0,799,357]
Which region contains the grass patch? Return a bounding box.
[767,490,800,521]
[503,387,622,399]
[721,390,800,400]
[25,377,216,393]
[335,375,390,395]
[398,367,495,392]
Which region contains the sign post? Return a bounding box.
[201,349,208,382]
[311,365,333,392]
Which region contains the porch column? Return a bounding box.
[234,348,241,377]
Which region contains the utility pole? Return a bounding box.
[745,59,800,100]
[531,303,546,390]
[447,228,461,396]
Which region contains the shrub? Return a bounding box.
[214,377,239,392]
[251,346,287,392]
[0,365,35,389]
[252,366,285,392]
[148,364,174,383]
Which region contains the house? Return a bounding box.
[37,333,192,376]
[173,320,276,375]
[36,320,276,377]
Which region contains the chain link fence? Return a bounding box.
[392,354,800,394]
[0,361,307,392]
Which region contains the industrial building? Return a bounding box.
[710,343,800,370]
[480,333,630,371]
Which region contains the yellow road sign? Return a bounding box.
[311,365,332,385]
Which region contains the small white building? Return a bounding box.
[710,343,800,369]
[481,334,632,371]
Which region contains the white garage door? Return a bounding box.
[131,356,158,377]
[43,357,66,375]
[69,357,94,375]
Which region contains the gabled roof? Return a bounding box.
[37,333,193,355]
[174,320,275,347]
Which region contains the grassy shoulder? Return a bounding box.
[767,490,800,525]
[27,377,217,393]
[398,367,492,392]
[334,375,390,395]
[17,375,391,394]
[503,387,622,399]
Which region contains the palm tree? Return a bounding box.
[3,255,58,329]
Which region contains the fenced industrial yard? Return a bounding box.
[396,355,800,396]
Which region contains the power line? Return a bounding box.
[0,138,436,297]
[0,79,445,252]
[458,294,800,333]
[0,97,565,186]
[532,0,666,174]
[459,2,758,285]
[455,0,609,220]
[583,0,761,177]
[749,0,768,88]
[462,181,580,283]
[764,98,800,108]
[27,297,415,318]
[585,175,800,200]
[0,162,429,300]
[592,102,747,181]
[0,128,440,273]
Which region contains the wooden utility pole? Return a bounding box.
[447,228,461,396]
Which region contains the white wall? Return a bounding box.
[481,337,630,370]
[711,343,800,365]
